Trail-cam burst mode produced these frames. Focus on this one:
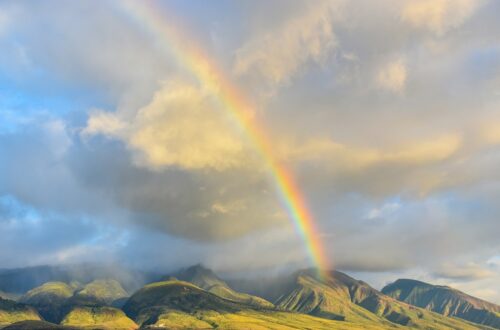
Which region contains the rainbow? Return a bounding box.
[118,1,331,278]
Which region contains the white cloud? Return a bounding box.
[233,0,341,86]
[84,81,252,171]
[401,0,484,35]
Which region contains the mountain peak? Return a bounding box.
[170,264,225,291]
[382,278,500,328]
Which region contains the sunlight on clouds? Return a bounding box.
[283,133,461,170]
[84,110,127,136]
[234,0,340,85]
[210,200,247,215]
[85,81,251,171]
[401,0,483,35]
[480,121,500,145]
[434,262,496,280]
[376,59,407,93]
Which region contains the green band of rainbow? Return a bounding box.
[118,1,331,278]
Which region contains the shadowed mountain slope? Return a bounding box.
[272,269,492,329]
[71,279,129,306]
[382,279,500,329]
[122,280,388,329]
[0,298,41,328]
[17,278,130,325]
[19,281,75,323]
[0,264,151,295]
[167,264,274,308]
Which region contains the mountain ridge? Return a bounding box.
[0,264,498,329]
[382,278,500,329]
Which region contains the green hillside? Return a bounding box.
[71,279,129,306]
[19,281,74,323]
[0,298,41,327]
[1,320,80,329]
[382,279,500,329]
[170,265,274,308]
[122,280,389,329]
[275,269,492,329]
[1,266,498,329]
[60,306,137,329]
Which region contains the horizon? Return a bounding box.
[0,0,499,307]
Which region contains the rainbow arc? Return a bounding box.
[119,1,331,278]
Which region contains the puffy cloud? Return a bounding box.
[401,0,483,35]
[85,81,252,171]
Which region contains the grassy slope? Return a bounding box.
[383,279,500,329]
[142,309,396,330]
[0,320,80,329]
[61,306,137,329]
[72,279,128,305]
[124,280,391,329]
[276,273,395,325]
[276,270,491,330]
[19,281,74,323]
[20,282,74,303]
[0,298,41,327]
[171,265,274,309]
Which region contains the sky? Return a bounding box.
[0,0,499,303]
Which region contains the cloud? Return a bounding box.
[376,59,407,92]
[233,0,341,86]
[0,0,499,302]
[433,262,496,281]
[84,81,251,171]
[401,0,483,35]
[278,133,462,196]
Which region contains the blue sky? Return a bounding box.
[0,0,499,303]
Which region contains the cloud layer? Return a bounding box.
[0,0,499,303]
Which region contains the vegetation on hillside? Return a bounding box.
[60,306,137,329]
[383,279,500,329]
[0,298,41,327]
[19,281,75,323]
[71,279,129,306]
[0,265,498,329]
[170,265,274,308]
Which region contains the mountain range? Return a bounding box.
[0,264,498,329]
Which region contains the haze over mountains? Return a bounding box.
[1,0,500,328]
[0,264,498,329]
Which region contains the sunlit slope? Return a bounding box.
[17,278,130,325]
[122,280,388,329]
[169,264,274,308]
[61,306,137,329]
[0,298,41,327]
[71,279,129,306]
[19,281,74,323]
[1,320,80,329]
[383,279,500,328]
[276,269,491,329]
